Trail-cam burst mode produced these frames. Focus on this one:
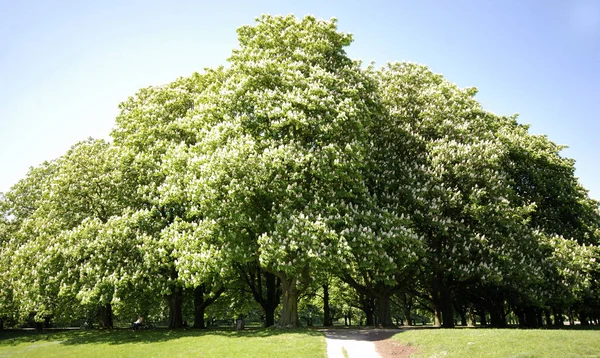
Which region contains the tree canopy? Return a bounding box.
[1,15,598,330]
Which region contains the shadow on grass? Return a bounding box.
[2,325,598,347]
[0,327,324,347]
[319,324,600,342]
[321,329,402,342]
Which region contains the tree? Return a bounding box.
[374,62,563,328]
[3,13,599,331]
[5,139,146,328]
[159,15,385,328]
[110,72,225,328]
[3,161,62,325]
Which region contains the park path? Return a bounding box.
[322,328,403,358]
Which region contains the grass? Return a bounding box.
[0,327,326,358]
[391,327,600,358]
[341,346,349,358]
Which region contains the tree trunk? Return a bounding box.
[193,284,224,329]
[440,286,454,328]
[536,310,543,327]
[403,306,412,326]
[553,309,564,326]
[568,311,575,326]
[544,309,552,326]
[277,276,300,328]
[467,305,476,327]
[523,306,538,328]
[489,300,506,328]
[98,303,113,329]
[579,311,589,326]
[516,308,526,327]
[194,285,206,329]
[376,292,394,327]
[401,292,412,326]
[479,310,487,326]
[167,288,183,329]
[434,307,442,327]
[195,305,206,329]
[361,296,375,326]
[264,272,279,327]
[432,275,448,327]
[323,284,331,326]
[489,309,505,327]
[244,268,280,328]
[35,320,44,331]
[265,305,276,328]
[458,307,467,326]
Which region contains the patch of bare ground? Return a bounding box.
[375,338,418,358]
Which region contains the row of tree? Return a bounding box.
[1,15,599,330]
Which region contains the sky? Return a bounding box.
[1,0,599,199]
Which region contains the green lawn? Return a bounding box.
[0,328,326,358]
[391,327,600,358]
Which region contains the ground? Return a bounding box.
[323,328,417,358]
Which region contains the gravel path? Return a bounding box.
[322,328,404,358]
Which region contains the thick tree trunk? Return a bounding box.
[579,311,589,326]
[489,309,505,327]
[323,284,331,327]
[523,306,539,328]
[479,310,487,326]
[98,303,113,329]
[361,296,375,326]
[35,320,44,331]
[167,288,183,329]
[432,275,449,327]
[195,305,206,329]
[264,272,279,327]
[265,306,276,327]
[376,292,394,327]
[277,276,300,328]
[193,284,225,329]
[440,286,454,328]
[489,300,506,328]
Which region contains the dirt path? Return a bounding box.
[322,328,415,358]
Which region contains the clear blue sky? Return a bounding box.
[1,0,599,199]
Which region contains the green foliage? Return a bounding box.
[1,14,598,330]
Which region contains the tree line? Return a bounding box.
[1,15,599,330]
